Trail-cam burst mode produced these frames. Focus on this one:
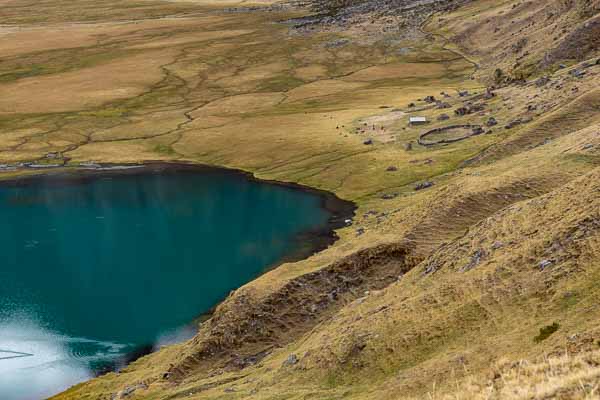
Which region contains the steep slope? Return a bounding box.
[427,0,600,82]
[52,0,600,399]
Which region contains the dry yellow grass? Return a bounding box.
[426,350,600,399]
[0,50,175,114]
[0,0,597,399]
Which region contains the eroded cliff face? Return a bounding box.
[52,1,600,399]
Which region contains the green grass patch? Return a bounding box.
[533,322,560,343]
[154,144,176,155]
[79,108,128,118]
[256,75,305,92]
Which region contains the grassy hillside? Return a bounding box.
[0,0,597,398]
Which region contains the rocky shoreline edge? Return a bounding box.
[0,161,356,376]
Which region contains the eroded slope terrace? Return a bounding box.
[0,0,596,398]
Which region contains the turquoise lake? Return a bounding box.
[0,165,351,400]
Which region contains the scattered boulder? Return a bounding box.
[458,90,469,97]
[283,354,299,366]
[570,69,586,78]
[455,103,484,116]
[461,249,486,272]
[381,193,398,200]
[424,95,436,103]
[113,384,148,399]
[505,119,522,129]
[472,126,484,135]
[596,58,600,65]
[483,88,495,99]
[325,38,350,48]
[454,106,469,116]
[414,181,434,191]
[535,76,551,87]
[469,103,485,113]
[356,227,365,236]
[486,117,498,127]
[436,101,451,109]
[386,166,398,172]
[559,64,567,69]
[363,139,373,145]
[437,113,450,121]
[408,102,415,108]
[404,142,413,151]
[539,259,553,270]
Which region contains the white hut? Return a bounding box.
[409,116,428,126]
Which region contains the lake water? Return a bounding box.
[0,165,351,400]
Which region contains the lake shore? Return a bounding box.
[0,160,355,399]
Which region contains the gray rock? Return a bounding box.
[486,117,498,127]
[539,259,553,270]
[483,88,495,99]
[414,181,434,191]
[386,166,398,172]
[325,38,350,48]
[461,249,486,272]
[437,113,450,121]
[363,139,373,145]
[381,193,398,200]
[472,126,484,135]
[454,106,469,116]
[283,354,299,366]
[570,69,586,78]
[114,384,148,399]
[505,119,522,129]
[535,76,550,87]
[404,142,413,151]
